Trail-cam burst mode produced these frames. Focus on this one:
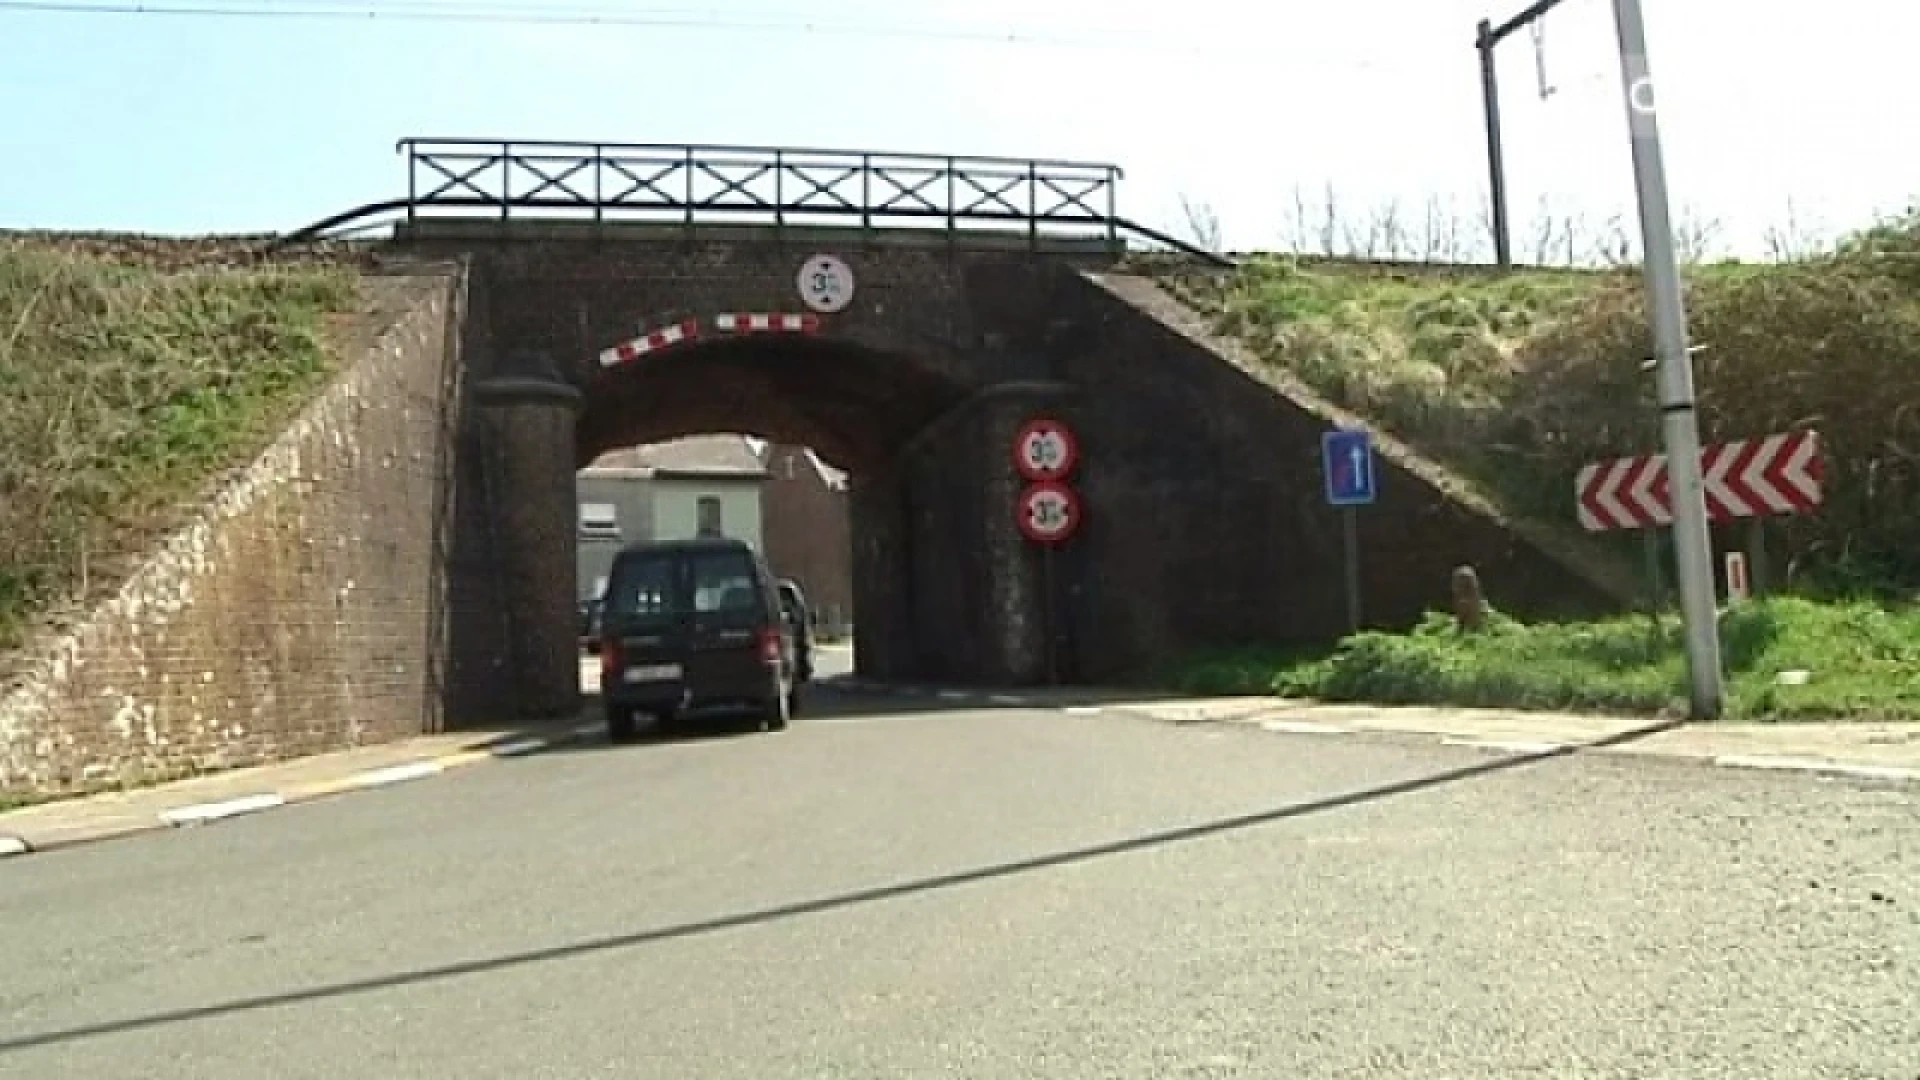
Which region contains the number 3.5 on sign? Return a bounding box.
[797,255,854,314]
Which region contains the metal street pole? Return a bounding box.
[1608,0,1725,720]
[1476,19,1513,267]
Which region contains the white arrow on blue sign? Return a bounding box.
[1322,428,1377,507]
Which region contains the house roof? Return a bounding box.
[584,435,767,477]
[748,438,849,491]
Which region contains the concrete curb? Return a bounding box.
[1187,706,1920,787]
[0,720,604,861]
[820,678,1920,788]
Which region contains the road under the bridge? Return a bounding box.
[3,666,1913,1078]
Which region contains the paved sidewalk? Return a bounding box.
[1097,695,1920,781]
[828,676,1920,783]
[0,716,599,858]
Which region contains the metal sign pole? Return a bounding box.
[1043,543,1059,686]
[1342,507,1362,633]
[1610,0,1725,719]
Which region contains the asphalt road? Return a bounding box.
[2,668,1916,1078]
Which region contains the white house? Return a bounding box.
[575,434,768,602]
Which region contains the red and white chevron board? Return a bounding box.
[1575,430,1824,532]
[713,312,821,334]
[599,319,700,368]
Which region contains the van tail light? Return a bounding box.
[601,639,622,678]
[758,627,783,666]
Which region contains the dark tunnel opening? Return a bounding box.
[575,336,972,475]
[571,335,979,684]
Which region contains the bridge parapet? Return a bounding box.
[282,137,1229,267]
[394,138,1118,243]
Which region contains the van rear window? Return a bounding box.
[691,551,759,614]
[606,554,675,617]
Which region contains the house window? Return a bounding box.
[696,495,723,537]
[578,502,620,541]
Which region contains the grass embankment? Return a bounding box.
[1164,596,1920,723]
[1153,210,1920,599]
[1148,209,1920,721]
[0,238,357,652]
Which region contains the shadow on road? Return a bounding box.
[0,716,1685,1056]
[535,667,1198,753]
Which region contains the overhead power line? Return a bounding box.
[4,0,1094,43]
[0,0,1426,74]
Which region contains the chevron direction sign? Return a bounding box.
[1576,431,1824,532]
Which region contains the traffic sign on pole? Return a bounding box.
[1321,427,1376,632]
[1016,481,1081,546]
[1612,0,1723,719]
[1013,417,1079,482]
[1322,428,1377,507]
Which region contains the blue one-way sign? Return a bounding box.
[1322,428,1377,507]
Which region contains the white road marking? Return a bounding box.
[1817,764,1920,783]
[0,835,29,858]
[1715,755,1920,783]
[935,690,972,702]
[488,737,550,758]
[1441,737,1568,755]
[159,793,287,827]
[351,761,444,788]
[1714,754,1842,772]
[1259,720,1352,735]
[988,694,1026,706]
[1063,706,1103,716]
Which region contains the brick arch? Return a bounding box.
[574,334,974,474]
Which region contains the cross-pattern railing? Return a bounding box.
[394,138,1124,244]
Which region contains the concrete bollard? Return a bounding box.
[1451,565,1490,633]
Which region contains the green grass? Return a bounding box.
[0,239,357,650]
[1177,256,1610,448]
[1150,208,1920,597]
[1161,596,1920,723]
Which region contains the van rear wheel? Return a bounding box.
[605,704,638,743]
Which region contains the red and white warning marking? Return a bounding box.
[1575,430,1824,532]
[1725,552,1751,602]
[599,319,700,368]
[713,312,821,335]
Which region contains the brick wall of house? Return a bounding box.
[758,444,855,636]
[0,268,465,796]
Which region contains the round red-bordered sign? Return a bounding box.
[1016,480,1082,546]
[1012,417,1079,482]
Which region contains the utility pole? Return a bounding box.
[1608,0,1726,720]
[1476,20,1511,267]
[1475,0,1571,268]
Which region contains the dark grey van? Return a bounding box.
[596,536,800,741]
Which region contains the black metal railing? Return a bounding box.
[393,137,1123,243]
[275,138,1231,266]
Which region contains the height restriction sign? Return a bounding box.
[1013,417,1079,482]
[1016,481,1082,546]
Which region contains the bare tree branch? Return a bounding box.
[1177,194,1224,253]
[1763,198,1829,262]
[1671,206,1725,264]
[1318,184,1341,257]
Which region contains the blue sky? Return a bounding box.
[2,0,1914,259]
